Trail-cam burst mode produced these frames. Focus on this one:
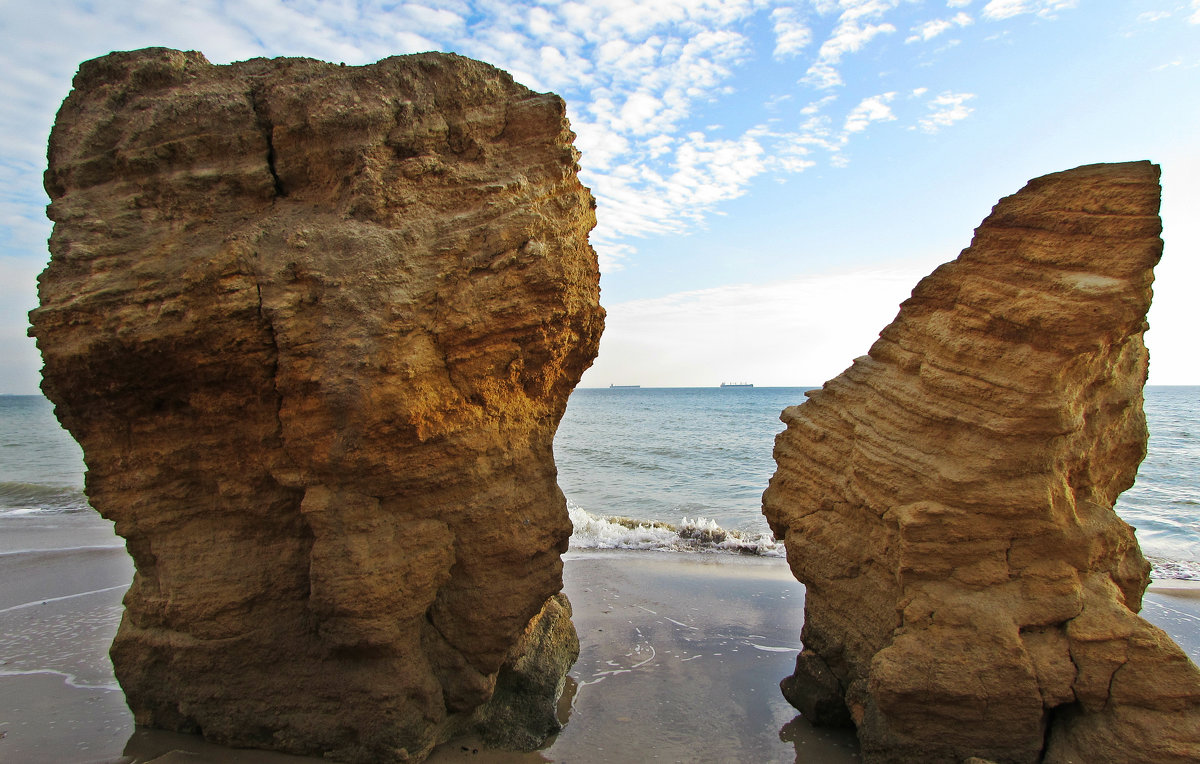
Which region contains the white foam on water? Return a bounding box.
[564,502,1200,579]
[748,643,795,653]
[0,668,122,692]
[567,501,784,557]
[1149,557,1200,582]
[0,584,128,615]
[0,507,43,517]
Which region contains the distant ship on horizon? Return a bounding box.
[609,384,641,389]
[719,382,754,388]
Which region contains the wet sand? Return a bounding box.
[3,512,1199,763]
[427,550,860,764]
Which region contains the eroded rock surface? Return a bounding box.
[31,48,603,762]
[762,162,1200,762]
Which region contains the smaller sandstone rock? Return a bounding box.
[762,162,1200,763]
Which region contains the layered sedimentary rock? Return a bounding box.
[762,162,1200,762]
[31,48,602,762]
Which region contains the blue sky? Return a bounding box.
[1,1,1198,391]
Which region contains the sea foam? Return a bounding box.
[1149,557,1200,582]
[567,501,784,557]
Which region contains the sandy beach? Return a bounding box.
[3,511,1199,764]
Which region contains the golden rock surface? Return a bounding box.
[762,161,1200,763]
[31,48,602,763]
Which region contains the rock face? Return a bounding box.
[762,162,1200,762]
[31,48,602,762]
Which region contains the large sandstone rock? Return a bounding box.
[30,48,602,762]
[762,162,1200,762]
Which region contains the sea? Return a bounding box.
[2,386,1199,579]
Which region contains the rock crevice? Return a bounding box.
[247,85,285,198]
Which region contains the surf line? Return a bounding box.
[0,584,127,615]
[0,544,124,558]
[0,668,122,692]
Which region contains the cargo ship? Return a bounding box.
[719,382,753,388]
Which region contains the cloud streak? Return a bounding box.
[803,0,899,89]
[581,259,943,387]
[906,12,973,43]
[844,92,898,132]
[981,0,1079,22]
[918,91,976,133]
[771,7,814,59]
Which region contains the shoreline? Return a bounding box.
[2,520,1200,762]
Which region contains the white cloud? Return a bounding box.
[1191,0,1200,24]
[800,95,839,115]
[225,0,767,272]
[908,18,954,42]
[618,91,667,134]
[918,91,976,132]
[981,0,1027,21]
[844,92,898,132]
[580,260,944,388]
[802,62,846,89]
[776,153,818,173]
[571,121,631,172]
[665,132,767,210]
[583,129,774,254]
[1137,11,1171,23]
[948,0,972,7]
[1152,58,1187,71]
[802,0,899,89]
[981,0,1077,21]
[791,114,846,153]
[771,7,813,59]
[824,21,897,61]
[906,12,973,43]
[764,93,795,111]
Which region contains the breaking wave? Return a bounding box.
[0,481,89,515]
[567,501,784,557]
[567,501,1200,578]
[1149,557,1200,582]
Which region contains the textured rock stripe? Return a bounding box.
[32,48,602,763]
[762,162,1200,763]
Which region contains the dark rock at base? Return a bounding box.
[781,651,854,728]
[471,593,580,749]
